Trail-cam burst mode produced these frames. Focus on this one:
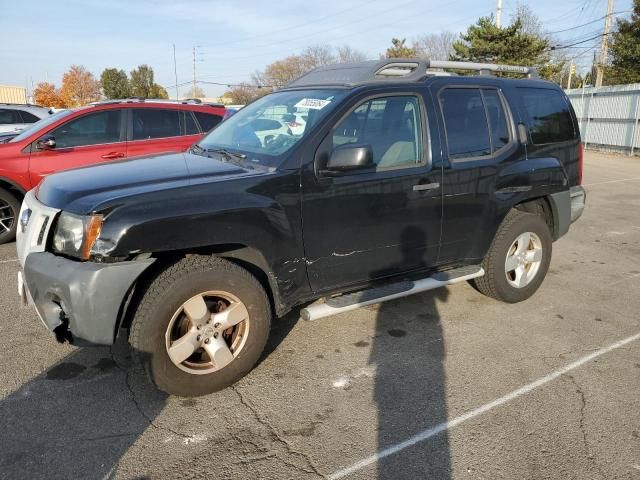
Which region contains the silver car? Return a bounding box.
[0,104,52,134]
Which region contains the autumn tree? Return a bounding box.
[33,82,66,108]
[222,83,269,104]
[451,15,562,81]
[100,68,130,99]
[384,38,417,58]
[60,65,101,106]
[604,0,640,85]
[129,64,168,99]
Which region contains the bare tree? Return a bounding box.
[510,2,543,37]
[301,45,336,69]
[336,45,367,63]
[412,32,457,60]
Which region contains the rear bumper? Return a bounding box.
[22,252,155,345]
[570,185,586,223]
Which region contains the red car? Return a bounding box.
[0,99,225,243]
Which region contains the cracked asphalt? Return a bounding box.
[0,151,639,480]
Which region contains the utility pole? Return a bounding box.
[595,0,614,87]
[173,44,179,100]
[496,0,503,28]
[567,62,575,89]
[192,46,197,99]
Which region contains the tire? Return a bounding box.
[130,255,271,397]
[0,188,21,245]
[471,209,552,303]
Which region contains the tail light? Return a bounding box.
[578,143,584,185]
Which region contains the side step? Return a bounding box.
[300,265,484,321]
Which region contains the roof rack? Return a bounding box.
[286,58,538,88]
[89,98,222,106]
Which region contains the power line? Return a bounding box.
[545,10,628,34]
[551,33,605,50]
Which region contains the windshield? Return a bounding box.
[197,89,346,167]
[9,109,72,143]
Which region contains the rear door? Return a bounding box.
[0,108,27,133]
[126,108,201,157]
[433,82,522,264]
[28,108,127,186]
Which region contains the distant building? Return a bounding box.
[0,85,28,104]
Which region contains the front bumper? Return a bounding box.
[22,252,155,345]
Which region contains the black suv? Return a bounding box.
[16,59,585,397]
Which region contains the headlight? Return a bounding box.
[52,212,103,260]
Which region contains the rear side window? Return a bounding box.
[132,109,182,140]
[51,110,123,148]
[0,109,21,125]
[439,87,511,160]
[518,87,576,144]
[194,112,222,132]
[19,111,41,123]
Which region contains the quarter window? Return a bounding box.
[19,111,42,123]
[183,112,199,135]
[332,95,424,169]
[132,109,182,140]
[194,112,222,133]
[50,110,123,148]
[518,87,576,144]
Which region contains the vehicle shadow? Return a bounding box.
[370,226,452,479]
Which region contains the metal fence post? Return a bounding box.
[632,95,640,156]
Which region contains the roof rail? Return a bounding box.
[89,98,220,106]
[286,58,538,87]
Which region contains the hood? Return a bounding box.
[36,151,251,213]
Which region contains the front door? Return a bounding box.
[301,92,442,292]
[28,109,127,186]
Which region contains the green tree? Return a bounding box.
[384,38,416,58]
[100,68,130,99]
[451,16,562,81]
[129,64,167,98]
[604,0,640,85]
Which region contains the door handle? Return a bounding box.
[413,182,440,191]
[101,152,125,159]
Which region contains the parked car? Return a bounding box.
[16,59,585,397]
[0,104,52,134]
[0,99,225,243]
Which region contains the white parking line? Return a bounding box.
[584,177,640,187]
[328,332,640,479]
[0,259,18,264]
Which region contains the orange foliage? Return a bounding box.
[60,65,101,107]
[33,82,66,108]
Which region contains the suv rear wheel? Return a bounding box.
[130,255,271,397]
[472,209,552,303]
[0,188,20,244]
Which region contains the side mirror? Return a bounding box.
[326,144,374,172]
[36,136,56,150]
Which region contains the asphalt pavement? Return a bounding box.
[0,150,638,480]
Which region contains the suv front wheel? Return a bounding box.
[130,255,271,397]
[472,209,552,303]
[0,188,20,244]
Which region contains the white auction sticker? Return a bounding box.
[295,98,331,110]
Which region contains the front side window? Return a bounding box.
[132,109,182,140]
[50,110,123,148]
[0,109,21,125]
[332,95,424,169]
[10,110,72,143]
[518,87,576,144]
[198,89,346,167]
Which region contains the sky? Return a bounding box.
[0,0,633,98]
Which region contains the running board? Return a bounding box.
[300,265,484,321]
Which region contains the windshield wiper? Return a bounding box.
[207,148,247,161]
